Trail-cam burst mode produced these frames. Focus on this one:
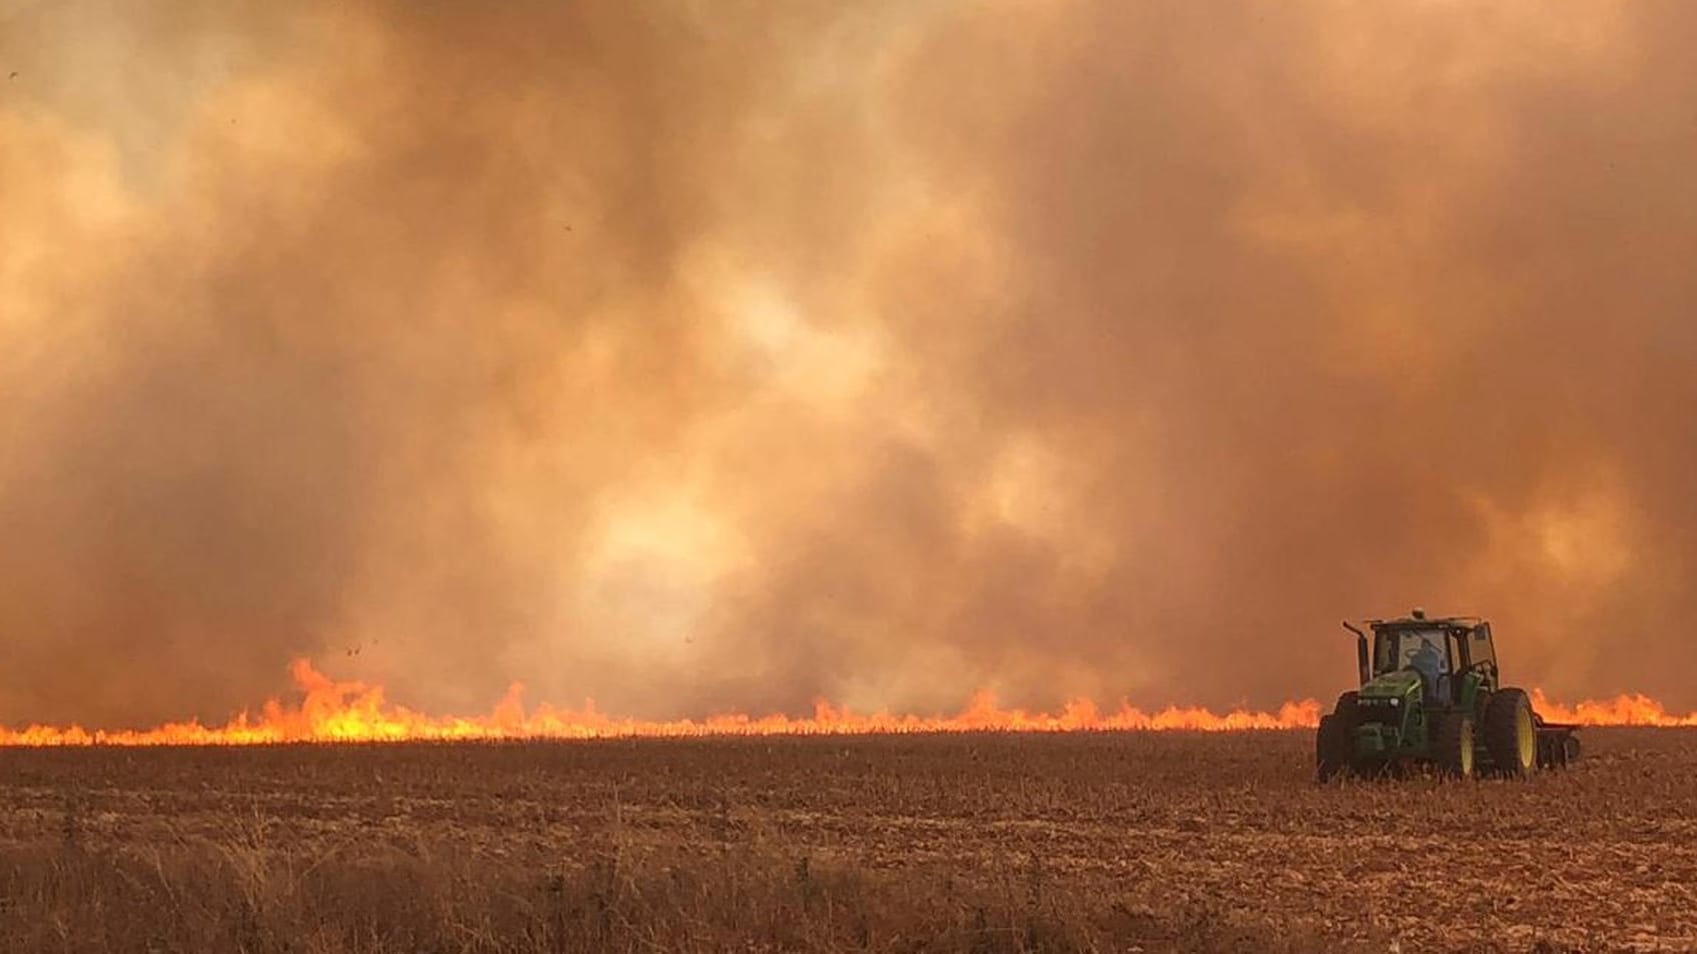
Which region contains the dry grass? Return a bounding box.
[0,838,1340,953]
[2,729,1693,952]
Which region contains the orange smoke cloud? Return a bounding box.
[6,3,1697,729]
[4,662,1694,746]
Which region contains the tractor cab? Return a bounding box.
[1360,610,1498,706]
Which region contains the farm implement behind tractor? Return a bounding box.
[1317,609,1580,781]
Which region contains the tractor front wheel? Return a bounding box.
[1484,689,1537,778]
[1434,712,1476,779]
[1334,691,1361,725]
[1316,714,1353,782]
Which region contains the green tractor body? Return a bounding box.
[1317,610,1580,781]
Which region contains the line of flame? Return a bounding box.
[1529,689,1697,728]
[1,661,1693,746]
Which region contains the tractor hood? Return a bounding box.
[1360,669,1422,699]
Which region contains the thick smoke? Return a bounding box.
[2,1,1695,727]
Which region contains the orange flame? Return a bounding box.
[1530,689,1697,727]
[1,660,1321,745]
[2,662,1693,746]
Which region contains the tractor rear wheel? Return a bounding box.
[1434,712,1476,779]
[1484,688,1537,778]
[1316,714,1353,782]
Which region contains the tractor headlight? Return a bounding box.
[1387,698,1400,707]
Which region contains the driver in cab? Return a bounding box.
[1410,637,1446,703]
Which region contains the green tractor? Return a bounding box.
[1316,609,1580,781]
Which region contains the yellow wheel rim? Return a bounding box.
[1516,706,1535,769]
[1459,721,1474,777]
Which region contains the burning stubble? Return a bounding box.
[2,1,1696,729]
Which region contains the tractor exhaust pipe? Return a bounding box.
[1342,621,1369,686]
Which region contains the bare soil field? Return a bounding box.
[1,729,1693,952]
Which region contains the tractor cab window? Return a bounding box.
[1399,631,1450,678]
[1470,624,1495,670]
[1374,629,1452,677]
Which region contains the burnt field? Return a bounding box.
[2,730,1694,953]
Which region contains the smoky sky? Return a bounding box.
[2,1,1696,727]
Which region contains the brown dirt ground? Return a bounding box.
[1,728,1693,952]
